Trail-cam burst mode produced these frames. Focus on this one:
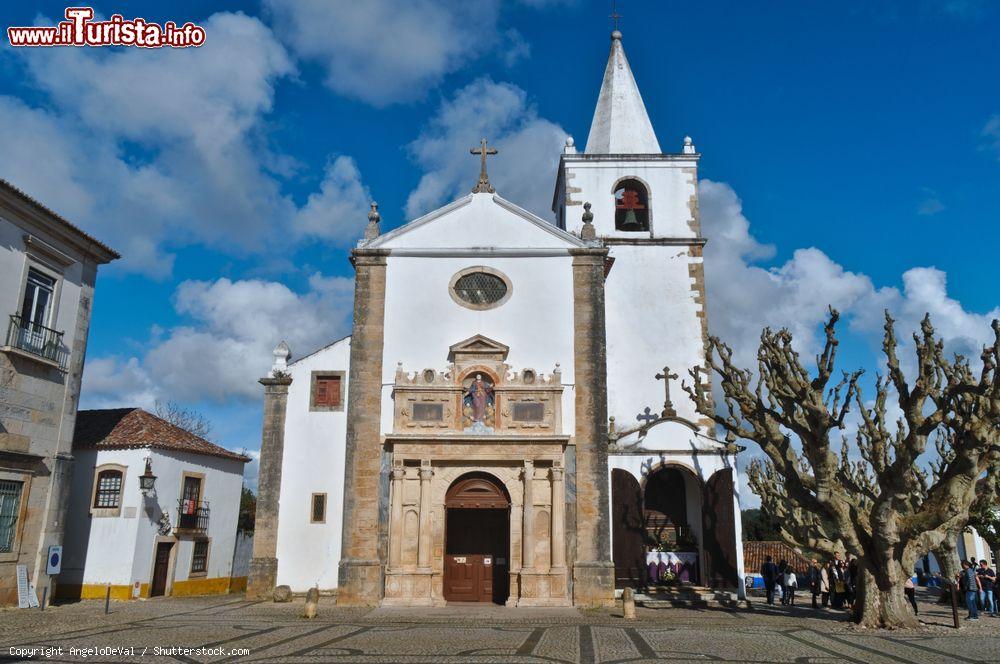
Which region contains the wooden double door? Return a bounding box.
[442,474,510,604]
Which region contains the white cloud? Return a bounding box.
[700,179,998,373]
[982,114,1000,158]
[917,188,946,216]
[293,156,371,241]
[82,273,354,405]
[264,0,504,107]
[1,11,372,276]
[405,78,567,219]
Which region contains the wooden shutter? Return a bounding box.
[314,375,341,408]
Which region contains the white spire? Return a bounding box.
[584,31,661,155]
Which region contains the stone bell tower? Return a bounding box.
[553,29,711,432]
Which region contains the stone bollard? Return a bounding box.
[622,587,636,620]
[303,586,319,619]
[273,585,292,603]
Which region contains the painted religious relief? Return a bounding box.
[462,373,495,434]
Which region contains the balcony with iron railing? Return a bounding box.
[176,500,210,532]
[3,314,68,369]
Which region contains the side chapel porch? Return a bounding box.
[609,455,742,593]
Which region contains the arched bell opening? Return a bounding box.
[613,178,650,231]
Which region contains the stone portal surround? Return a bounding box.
[383,459,569,607]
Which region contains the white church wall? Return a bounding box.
[380,254,577,436]
[604,245,706,430]
[276,337,351,592]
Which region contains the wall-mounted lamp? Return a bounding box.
[139,457,157,494]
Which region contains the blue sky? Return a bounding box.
[1,1,998,490]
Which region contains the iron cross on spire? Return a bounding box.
[470,138,498,193]
[655,366,679,418]
[610,0,622,32]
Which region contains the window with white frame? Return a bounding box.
[93,469,124,509]
[20,267,56,329]
[191,539,209,574]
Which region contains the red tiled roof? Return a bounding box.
[74,408,250,462]
[744,540,813,574]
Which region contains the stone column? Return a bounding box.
[570,248,615,607]
[337,249,389,606]
[417,461,433,570]
[550,464,566,569]
[521,460,534,570]
[246,356,293,600]
[388,463,405,570]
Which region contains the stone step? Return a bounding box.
[634,587,749,610]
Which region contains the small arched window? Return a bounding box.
[614,179,650,231]
[94,469,123,508]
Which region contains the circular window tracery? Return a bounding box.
[449,267,512,310]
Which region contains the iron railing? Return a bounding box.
[4,314,67,368]
[177,500,210,531]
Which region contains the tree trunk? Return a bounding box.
[851,558,920,629]
[933,537,960,604]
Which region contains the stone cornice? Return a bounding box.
[384,433,570,444]
[603,237,707,247]
[560,153,700,163]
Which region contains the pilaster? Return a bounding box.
[246,374,292,600]
[570,248,615,607]
[337,249,389,606]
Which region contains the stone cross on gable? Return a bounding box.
[655,366,679,418]
[470,138,498,193]
[636,407,657,425]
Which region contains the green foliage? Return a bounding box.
[741,508,782,541]
[239,485,256,533]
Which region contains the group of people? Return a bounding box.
[958,558,997,621]
[760,553,860,610]
[761,552,999,622]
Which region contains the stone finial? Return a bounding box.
[683,136,696,154]
[271,341,291,373]
[364,201,381,241]
[563,135,577,155]
[581,202,596,241]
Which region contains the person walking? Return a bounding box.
[960,560,982,621]
[820,561,832,608]
[761,556,779,605]
[807,559,822,609]
[832,561,847,609]
[977,559,996,617]
[846,555,859,609]
[904,574,918,616]
[783,566,798,606]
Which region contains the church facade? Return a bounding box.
[247,31,744,608]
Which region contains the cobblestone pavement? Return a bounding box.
[0,589,996,663]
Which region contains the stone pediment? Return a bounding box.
[447,335,509,363]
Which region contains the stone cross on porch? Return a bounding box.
[636,407,657,425]
[470,138,498,193]
[655,366,679,418]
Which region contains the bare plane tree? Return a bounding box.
[684,309,1000,628]
[153,400,213,439]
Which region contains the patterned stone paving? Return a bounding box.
[0,589,996,663]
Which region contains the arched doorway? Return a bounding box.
[644,465,702,585]
[443,473,510,604]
